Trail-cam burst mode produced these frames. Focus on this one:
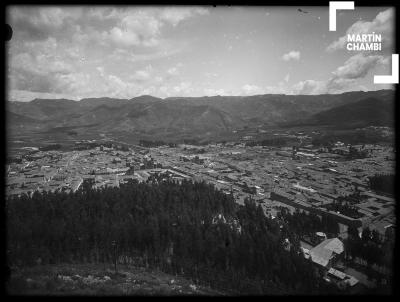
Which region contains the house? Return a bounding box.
[327,268,359,289]
[309,237,344,268]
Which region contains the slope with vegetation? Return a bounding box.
[7,90,395,140]
[7,178,342,295]
[7,263,225,295]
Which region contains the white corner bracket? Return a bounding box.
[374,54,399,84]
[329,1,355,31]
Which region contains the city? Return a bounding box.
[6,132,395,293]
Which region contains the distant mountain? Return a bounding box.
[79,97,131,108]
[6,111,40,125]
[8,98,81,121]
[129,95,164,104]
[288,96,394,128]
[7,90,395,139]
[162,90,394,126]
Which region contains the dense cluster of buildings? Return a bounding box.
[7,141,395,238]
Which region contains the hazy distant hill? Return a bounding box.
[6,111,41,125]
[302,97,395,128]
[7,90,395,138]
[8,98,81,121]
[79,97,131,108]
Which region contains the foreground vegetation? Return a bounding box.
[7,179,345,294]
[7,263,224,295]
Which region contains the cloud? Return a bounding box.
[203,88,228,96]
[290,77,358,95]
[291,53,390,94]
[8,6,207,49]
[7,6,208,99]
[93,65,158,98]
[108,45,184,64]
[263,83,288,94]
[332,53,388,79]
[290,78,365,95]
[96,66,105,77]
[160,7,209,27]
[10,49,144,98]
[291,80,327,95]
[7,6,82,41]
[134,70,152,81]
[12,51,72,76]
[327,8,394,52]
[154,76,164,83]
[128,65,153,82]
[204,72,218,78]
[101,7,208,48]
[55,72,93,95]
[88,73,143,99]
[7,7,392,100]
[173,82,193,95]
[241,84,265,95]
[86,7,120,20]
[282,51,300,61]
[284,74,290,83]
[7,89,81,102]
[10,50,76,93]
[239,83,288,96]
[105,12,163,47]
[167,67,180,76]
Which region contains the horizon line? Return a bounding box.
[7,88,395,103]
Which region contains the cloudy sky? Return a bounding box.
[6,5,395,101]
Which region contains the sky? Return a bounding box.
[6,5,396,101]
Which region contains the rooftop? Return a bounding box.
[309,238,344,267]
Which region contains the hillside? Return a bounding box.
[303,97,394,128]
[7,179,339,295]
[6,111,41,125]
[7,264,226,296]
[6,90,395,139]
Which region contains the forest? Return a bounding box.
[368,173,395,196]
[311,130,394,147]
[6,178,342,295]
[344,225,394,270]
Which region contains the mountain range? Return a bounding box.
[6,90,395,141]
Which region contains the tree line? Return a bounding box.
[7,178,342,294]
[139,140,177,148]
[245,137,297,147]
[369,173,395,196]
[344,225,394,272]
